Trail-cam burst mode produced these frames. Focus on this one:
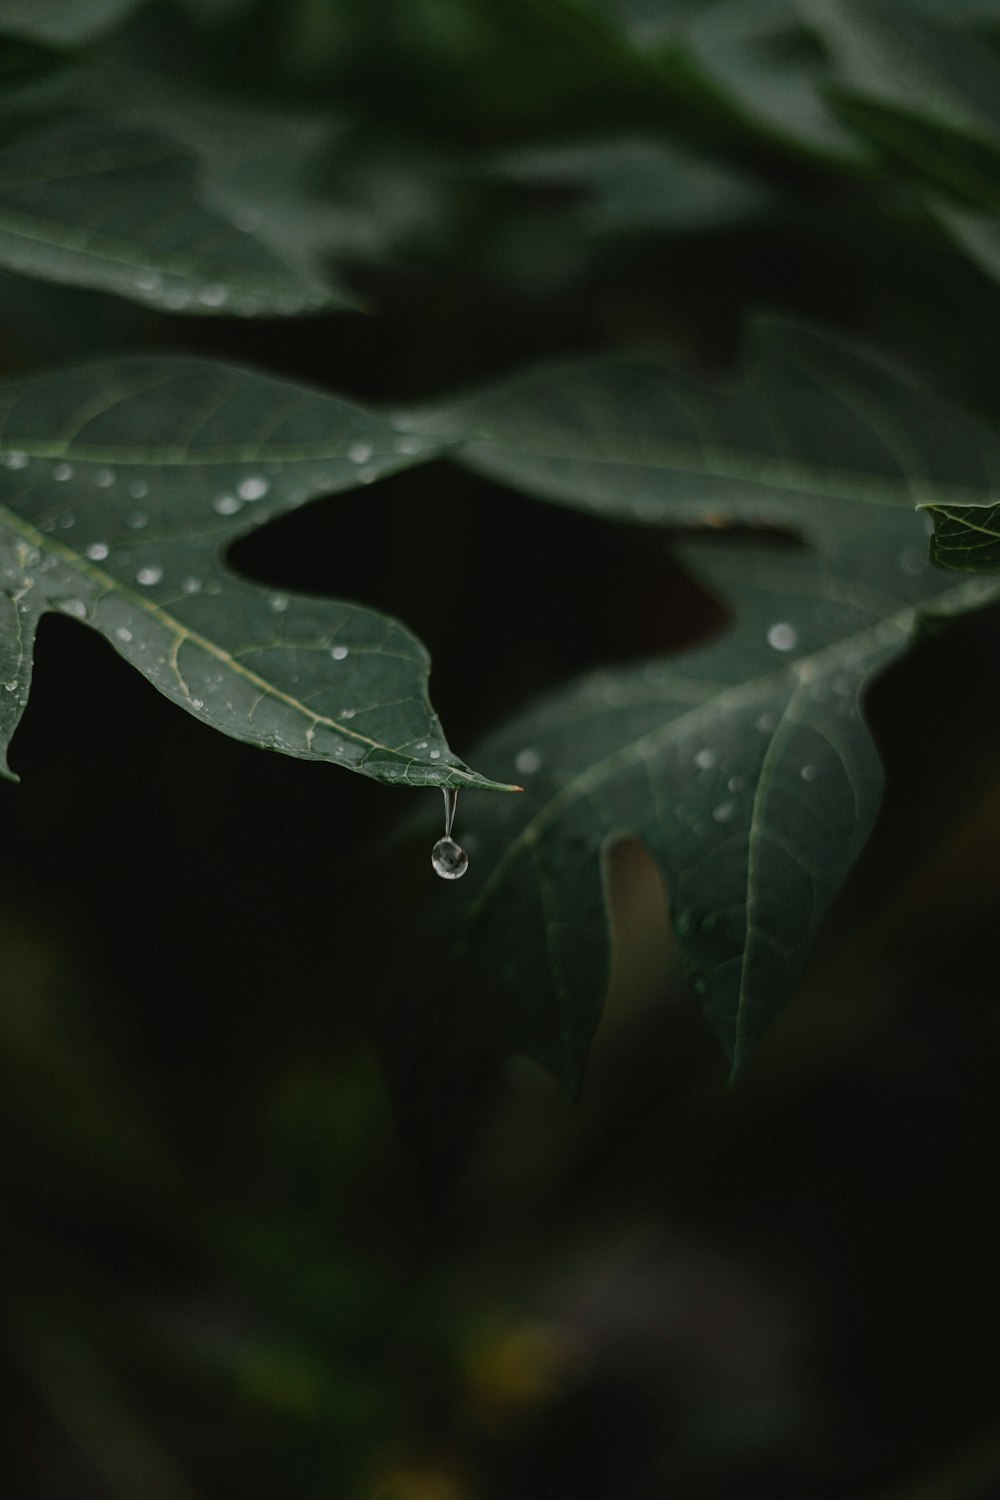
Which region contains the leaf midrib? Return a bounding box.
[449,573,996,979]
[0,501,393,756]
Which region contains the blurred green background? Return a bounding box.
[5,1,1000,1495]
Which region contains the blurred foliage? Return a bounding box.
[3,1,1000,1496]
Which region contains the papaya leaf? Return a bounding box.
[400,320,1000,540]
[415,504,997,1092]
[0,119,350,315]
[0,356,515,792]
[925,500,1000,571]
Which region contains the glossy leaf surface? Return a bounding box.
[426,506,996,1086]
[405,321,1000,538]
[0,356,514,790]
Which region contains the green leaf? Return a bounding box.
[0,356,515,792]
[0,0,138,46]
[402,320,1000,538]
[422,505,997,1088]
[0,61,380,311]
[492,138,773,236]
[683,0,865,159]
[925,501,1000,571]
[0,118,349,315]
[800,0,1000,149]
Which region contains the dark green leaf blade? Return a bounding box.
[0,121,347,315]
[0,356,515,791]
[402,320,1000,537]
[426,505,997,1088]
[926,501,1000,571]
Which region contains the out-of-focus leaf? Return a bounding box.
[684,0,864,159]
[0,120,348,315]
[401,320,1000,540]
[0,0,139,46]
[0,356,514,791]
[0,64,383,308]
[801,0,1000,148]
[493,137,772,236]
[414,505,996,1090]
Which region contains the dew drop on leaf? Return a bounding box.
[129,481,148,500]
[212,494,241,514]
[86,542,109,561]
[136,566,163,586]
[331,645,349,660]
[53,462,73,481]
[347,442,373,465]
[766,622,798,651]
[238,476,269,501]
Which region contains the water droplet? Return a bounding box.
[5,452,27,469]
[394,434,424,455]
[431,834,470,876]
[181,576,202,594]
[755,711,776,733]
[429,749,441,759]
[95,468,115,487]
[432,789,468,879]
[53,462,73,481]
[129,480,148,500]
[136,270,162,293]
[198,283,227,307]
[212,493,242,515]
[359,466,378,485]
[4,680,17,692]
[115,627,133,642]
[191,697,204,710]
[712,801,735,823]
[85,542,109,561]
[341,707,356,720]
[898,546,925,576]
[347,442,373,465]
[766,622,798,652]
[727,776,744,792]
[515,747,542,775]
[136,566,163,586]
[238,476,269,501]
[331,644,349,661]
[694,748,716,770]
[61,599,87,619]
[800,765,817,781]
[127,512,147,529]
[269,593,289,612]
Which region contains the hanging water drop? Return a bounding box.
[432,787,469,880]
